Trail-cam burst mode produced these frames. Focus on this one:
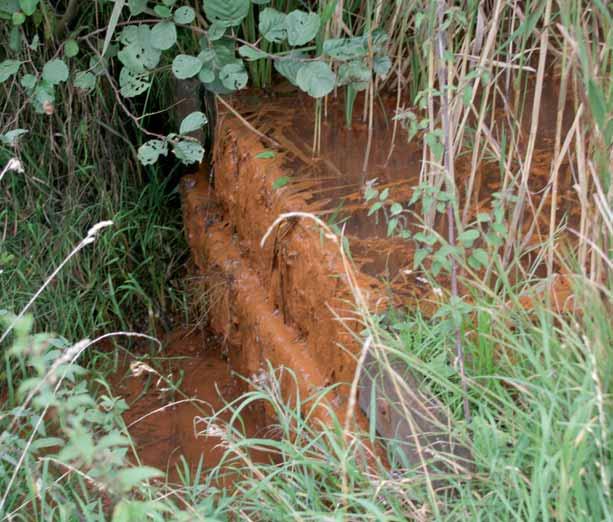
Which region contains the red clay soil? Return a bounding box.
[109,329,270,481]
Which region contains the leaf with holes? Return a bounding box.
[172,54,202,79]
[151,21,176,50]
[174,6,195,24]
[180,111,207,135]
[219,62,248,90]
[119,67,150,97]
[138,139,168,166]
[173,140,204,164]
[296,61,335,98]
[286,10,320,46]
[203,0,249,27]
[259,7,286,43]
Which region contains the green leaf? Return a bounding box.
[74,71,96,92]
[64,39,79,57]
[151,21,177,50]
[173,139,204,164]
[20,73,35,89]
[470,248,489,267]
[272,176,290,189]
[379,188,389,200]
[337,61,370,91]
[42,59,69,84]
[203,0,249,27]
[387,217,398,237]
[119,67,150,97]
[259,7,286,43]
[458,228,480,247]
[180,111,207,134]
[295,61,335,98]
[323,37,366,61]
[0,128,28,145]
[373,55,391,77]
[273,51,306,86]
[219,62,248,90]
[174,5,195,24]
[256,150,276,159]
[198,66,215,83]
[117,466,163,492]
[286,10,320,46]
[12,11,24,25]
[238,45,267,61]
[18,0,37,16]
[208,21,226,41]
[172,54,202,79]
[390,202,403,215]
[0,59,21,82]
[414,248,430,268]
[128,0,147,15]
[154,4,171,18]
[138,139,168,165]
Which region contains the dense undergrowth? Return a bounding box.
[1,0,611,521]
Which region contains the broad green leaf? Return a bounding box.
[273,51,306,86]
[219,62,248,90]
[74,71,96,92]
[198,66,215,83]
[172,54,202,79]
[180,111,207,134]
[286,10,320,46]
[259,7,286,43]
[373,55,391,77]
[296,61,335,98]
[387,217,398,236]
[64,39,79,57]
[208,21,226,41]
[119,67,150,97]
[116,466,163,492]
[18,0,37,16]
[19,73,35,89]
[42,59,69,84]
[138,139,168,165]
[323,37,366,61]
[203,0,249,27]
[154,4,171,18]
[9,25,21,51]
[174,5,195,24]
[272,176,290,189]
[173,139,204,164]
[0,59,21,82]
[238,45,267,60]
[151,21,177,50]
[337,61,370,91]
[128,0,147,15]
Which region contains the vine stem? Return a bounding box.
[435,0,471,424]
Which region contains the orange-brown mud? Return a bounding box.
[109,329,271,482]
[136,79,575,474]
